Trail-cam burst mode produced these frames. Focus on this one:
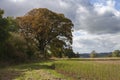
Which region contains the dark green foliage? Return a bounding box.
[0,9,9,60]
[7,17,18,32]
[112,50,120,57]
[0,33,27,62]
[0,9,4,17]
[0,9,39,62]
[64,48,76,58]
[0,9,9,43]
[3,32,39,62]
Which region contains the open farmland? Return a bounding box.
[0,58,120,80]
[54,58,120,80]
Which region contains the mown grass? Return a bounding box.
[54,59,120,80]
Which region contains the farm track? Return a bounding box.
[0,61,67,80]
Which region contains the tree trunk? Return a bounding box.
[38,43,47,59]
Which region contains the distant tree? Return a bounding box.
[112,50,120,57]
[90,50,97,58]
[17,8,73,58]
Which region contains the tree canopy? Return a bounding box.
[17,8,74,58]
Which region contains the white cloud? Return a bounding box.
[10,0,25,3]
[73,31,120,53]
[94,0,120,16]
[75,0,120,34]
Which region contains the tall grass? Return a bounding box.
[55,60,120,80]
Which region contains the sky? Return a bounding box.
[0,0,120,53]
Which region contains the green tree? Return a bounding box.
[0,9,9,43]
[112,50,120,57]
[7,17,18,32]
[64,48,76,58]
[0,9,9,59]
[5,33,28,62]
[90,50,97,58]
[17,8,73,58]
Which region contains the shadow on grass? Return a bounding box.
[0,69,24,80]
[15,63,53,70]
[0,61,54,80]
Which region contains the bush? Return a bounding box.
[2,32,28,62]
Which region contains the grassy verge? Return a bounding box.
[54,60,120,80]
[0,61,68,80]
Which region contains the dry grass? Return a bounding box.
[55,58,120,80]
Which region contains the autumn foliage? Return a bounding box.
[0,8,75,62]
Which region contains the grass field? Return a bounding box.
[0,58,120,80]
[55,58,120,80]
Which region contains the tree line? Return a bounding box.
[90,50,120,58]
[0,8,77,62]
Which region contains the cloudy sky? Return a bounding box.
[1,0,120,53]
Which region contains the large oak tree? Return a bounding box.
[17,8,74,58]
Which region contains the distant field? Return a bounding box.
[67,57,120,61]
[55,58,120,80]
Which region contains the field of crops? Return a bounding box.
[1,58,120,80]
[54,59,120,80]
